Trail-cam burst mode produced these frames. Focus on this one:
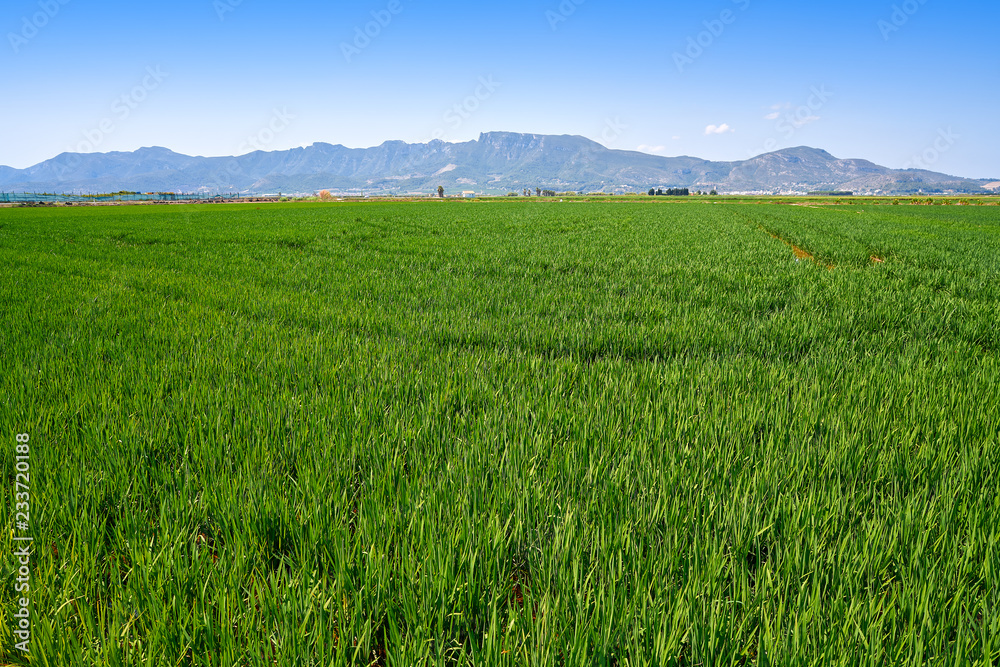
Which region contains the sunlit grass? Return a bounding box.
[1,201,997,665]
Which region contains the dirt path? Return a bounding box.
[762,228,835,270]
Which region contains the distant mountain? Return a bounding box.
[0,132,991,196]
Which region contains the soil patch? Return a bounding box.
[762,228,834,270]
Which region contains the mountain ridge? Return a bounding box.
[0,132,990,196]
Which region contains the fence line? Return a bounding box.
[0,192,267,204]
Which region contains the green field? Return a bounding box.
[1,200,998,665]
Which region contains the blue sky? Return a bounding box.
[2,0,997,177]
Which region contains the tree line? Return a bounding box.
[648,188,690,196]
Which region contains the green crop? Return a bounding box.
[1,200,997,665]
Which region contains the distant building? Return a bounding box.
[462,191,476,198]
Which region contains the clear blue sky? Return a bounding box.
[2,0,997,177]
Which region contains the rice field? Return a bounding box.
[1,199,998,665]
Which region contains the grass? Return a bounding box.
[1,200,998,665]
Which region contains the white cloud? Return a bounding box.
[672,135,681,140]
[704,123,734,135]
[637,144,668,154]
[764,101,823,127]
[786,115,821,129]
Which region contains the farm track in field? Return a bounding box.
[760,226,835,270]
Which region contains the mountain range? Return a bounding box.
[1,132,995,196]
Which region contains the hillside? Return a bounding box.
[0,132,990,195]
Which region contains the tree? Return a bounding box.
[648,188,655,196]
[536,188,541,197]
[710,189,718,196]
[437,185,444,198]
